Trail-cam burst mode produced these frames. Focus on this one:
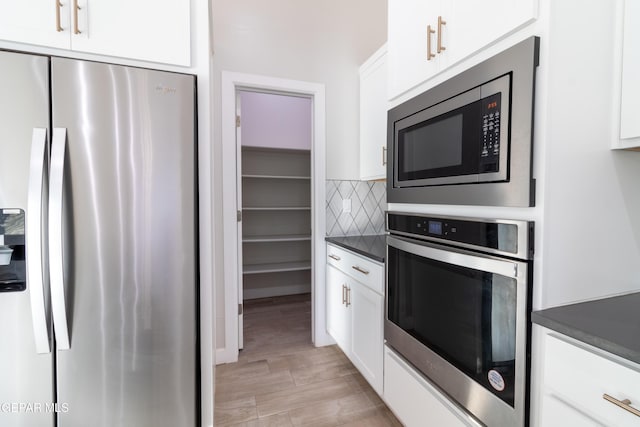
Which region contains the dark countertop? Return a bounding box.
[325,235,386,263]
[532,292,640,365]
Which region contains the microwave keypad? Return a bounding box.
[479,93,501,173]
[482,112,500,158]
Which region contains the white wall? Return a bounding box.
[239,91,311,150]
[211,0,387,353]
[212,0,387,179]
[538,0,640,308]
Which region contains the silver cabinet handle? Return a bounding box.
[352,265,370,275]
[382,146,387,166]
[437,16,447,53]
[341,284,347,305]
[603,394,640,417]
[49,128,71,350]
[427,25,435,60]
[27,128,51,354]
[346,286,351,307]
[73,0,81,34]
[329,254,341,261]
[55,0,63,32]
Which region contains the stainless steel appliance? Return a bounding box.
[0,50,198,426]
[385,212,534,426]
[387,36,539,207]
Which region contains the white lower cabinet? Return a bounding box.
[325,243,384,395]
[539,394,603,426]
[539,329,640,426]
[326,264,351,353]
[350,280,384,393]
[384,346,476,427]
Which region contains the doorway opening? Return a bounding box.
[220,72,329,364]
[236,90,313,351]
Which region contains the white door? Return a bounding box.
[447,0,537,66]
[350,281,384,394]
[235,92,244,350]
[387,0,442,99]
[0,0,70,49]
[326,264,351,354]
[67,0,191,65]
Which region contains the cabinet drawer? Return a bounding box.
[543,333,640,426]
[384,346,475,427]
[326,243,383,294]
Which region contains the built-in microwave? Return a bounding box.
[387,37,539,207]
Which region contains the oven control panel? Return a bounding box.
[387,212,533,258]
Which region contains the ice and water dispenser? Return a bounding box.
[0,209,26,292]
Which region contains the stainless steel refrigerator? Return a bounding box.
[0,50,198,426]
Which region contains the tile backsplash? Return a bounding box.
[326,180,387,236]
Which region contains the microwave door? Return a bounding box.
[394,87,481,188]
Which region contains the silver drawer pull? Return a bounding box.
[352,265,370,275]
[329,254,341,261]
[603,394,640,417]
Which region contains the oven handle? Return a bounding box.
[387,235,525,279]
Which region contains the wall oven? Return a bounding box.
[387,36,539,207]
[385,212,534,426]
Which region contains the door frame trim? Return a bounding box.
[218,71,329,364]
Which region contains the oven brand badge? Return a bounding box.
[488,369,505,392]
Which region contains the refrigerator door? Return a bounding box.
[51,58,198,427]
[0,51,55,427]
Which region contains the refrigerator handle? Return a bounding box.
[49,128,71,350]
[27,128,52,354]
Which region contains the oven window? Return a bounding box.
[387,246,517,406]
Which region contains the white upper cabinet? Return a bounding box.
[0,0,191,66]
[387,0,537,100]
[446,0,537,66]
[359,44,388,181]
[387,0,440,100]
[617,0,640,148]
[0,0,70,49]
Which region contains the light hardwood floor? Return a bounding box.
[214,293,402,426]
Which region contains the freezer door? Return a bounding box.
[51,58,198,427]
[0,51,55,427]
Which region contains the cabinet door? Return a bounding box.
[446,0,537,66]
[359,46,388,181]
[0,0,70,49]
[326,264,351,354]
[350,281,383,395]
[70,0,191,66]
[387,0,441,99]
[619,0,640,145]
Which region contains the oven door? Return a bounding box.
[385,235,531,426]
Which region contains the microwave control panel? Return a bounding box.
[479,93,501,173]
